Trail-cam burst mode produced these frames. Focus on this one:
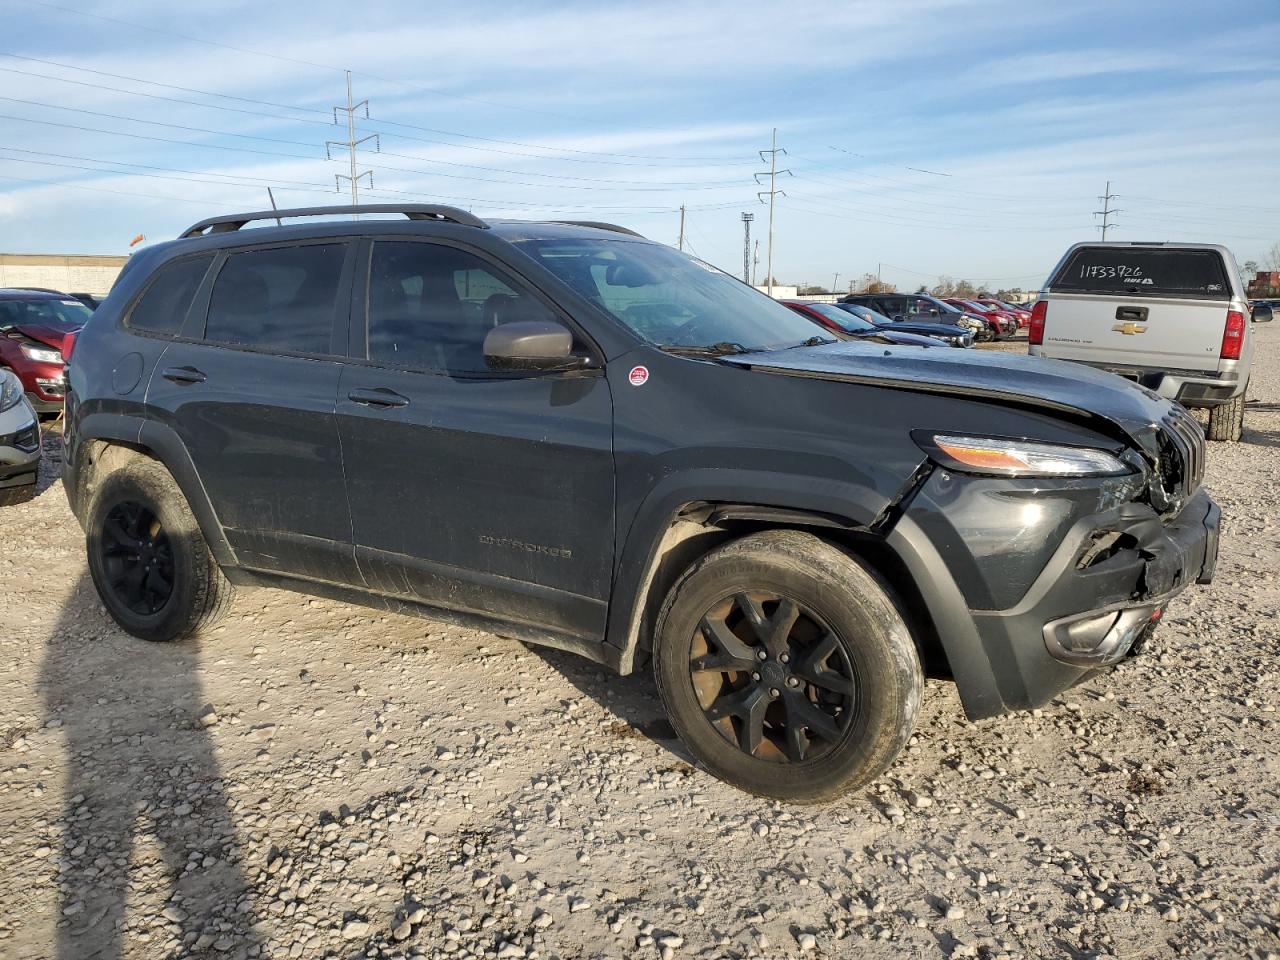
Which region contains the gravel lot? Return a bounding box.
[1,327,1278,960]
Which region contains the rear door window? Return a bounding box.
[127,255,214,336]
[1051,247,1230,298]
[205,243,346,354]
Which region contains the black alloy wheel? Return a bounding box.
[98,500,175,616]
[690,591,857,764]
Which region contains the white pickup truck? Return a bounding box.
[1029,242,1270,441]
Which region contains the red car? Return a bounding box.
[0,289,92,414]
[943,299,1019,337]
[976,298,1032,328]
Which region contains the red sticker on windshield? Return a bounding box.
[628,365,649,387]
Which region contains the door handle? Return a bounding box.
[348,387,410,409]
[1115,306,1149,322]
[161,366,207,384]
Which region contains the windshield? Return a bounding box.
[518,238,826,352]
[803,302,875,332]
[961,300,993,312]
[840,303,891,326]
[0,297,92,331]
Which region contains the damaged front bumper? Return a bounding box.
[887,474,1220,721]
[1040,491,1218,666]
[967,487,1219,711]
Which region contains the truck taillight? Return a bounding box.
[1220,310,1245,360]
[62,331,78,363]
[1028,300,1047,345]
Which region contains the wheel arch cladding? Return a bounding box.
[605,480,944,680]
[75,417,237,569]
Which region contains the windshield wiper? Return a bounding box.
[660,341,761,358]
[786,335,838,349]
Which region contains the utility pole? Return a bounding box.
[677,205,686,251]
[740,212,754,284]
[831,271,841,295]
[755,128,791,297]
[1095,180,1120,241]
[326,71,379,214]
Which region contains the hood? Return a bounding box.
[11,323,77,352]
[723,340,1175,456]
[868,330,949,347]
[875,319,968,337]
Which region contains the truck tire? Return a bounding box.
[653,530,922,803]
[85,459,234,642]
[1206,392,1244,442]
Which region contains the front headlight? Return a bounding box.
[0,370,22,412]
[956,317,982,330]
[20,344,63,364]
[918,434,1132,477]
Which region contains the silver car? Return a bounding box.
[0,369,41,505]
[1030,242,1267,441]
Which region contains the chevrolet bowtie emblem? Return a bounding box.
[1112,321,1147,335]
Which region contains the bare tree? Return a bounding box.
[1265,243,1280,272]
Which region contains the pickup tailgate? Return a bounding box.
[1040,245,1233,372]
[1040,293,1227,370]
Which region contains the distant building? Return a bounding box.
[0,253,128,297]
[1247,271,1280,298]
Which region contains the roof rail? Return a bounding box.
[550,220,645,239]
[179,204,489,239]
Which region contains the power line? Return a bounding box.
[0,94,321,147]
[0,51,329,114]
[0,145,754,214]
[13,0,733,134]
[0,54,752,167]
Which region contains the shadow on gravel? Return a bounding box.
[41,575,262,958]
[526,646,695,764]
[1241,426,1280,448]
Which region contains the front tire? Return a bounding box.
[653,531,922,802]
[86,459,234,642]
[1206,392,1244,442]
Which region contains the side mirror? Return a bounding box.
[484,320,589,371]
[1253,304,1273,323]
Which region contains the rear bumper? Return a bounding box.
[888,484,1219,720]
[1027,353,1244,407]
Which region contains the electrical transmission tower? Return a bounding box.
[677,205,686,251]
[755,128,791,296]
[1094,180,1120,241]
[741,212,754,283]
[327,71,379,211]
[752,240,760,287]
[832,271,841,294]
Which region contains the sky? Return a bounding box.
[2,0,1278,292]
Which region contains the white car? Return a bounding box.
[1030,242,1267,441]
[0,369,41,505]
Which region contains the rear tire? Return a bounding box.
[653,530,922,802]
[1206,392,1244,442]
[86,459,234,642]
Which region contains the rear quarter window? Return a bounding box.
[126,255,214,336]
[1051,247,1230,298]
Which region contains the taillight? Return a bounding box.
[62,331,78,363]
[1029,300,1047,345]
[1220,310,1245,360]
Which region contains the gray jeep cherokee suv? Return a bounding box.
[64,204,1219,801]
